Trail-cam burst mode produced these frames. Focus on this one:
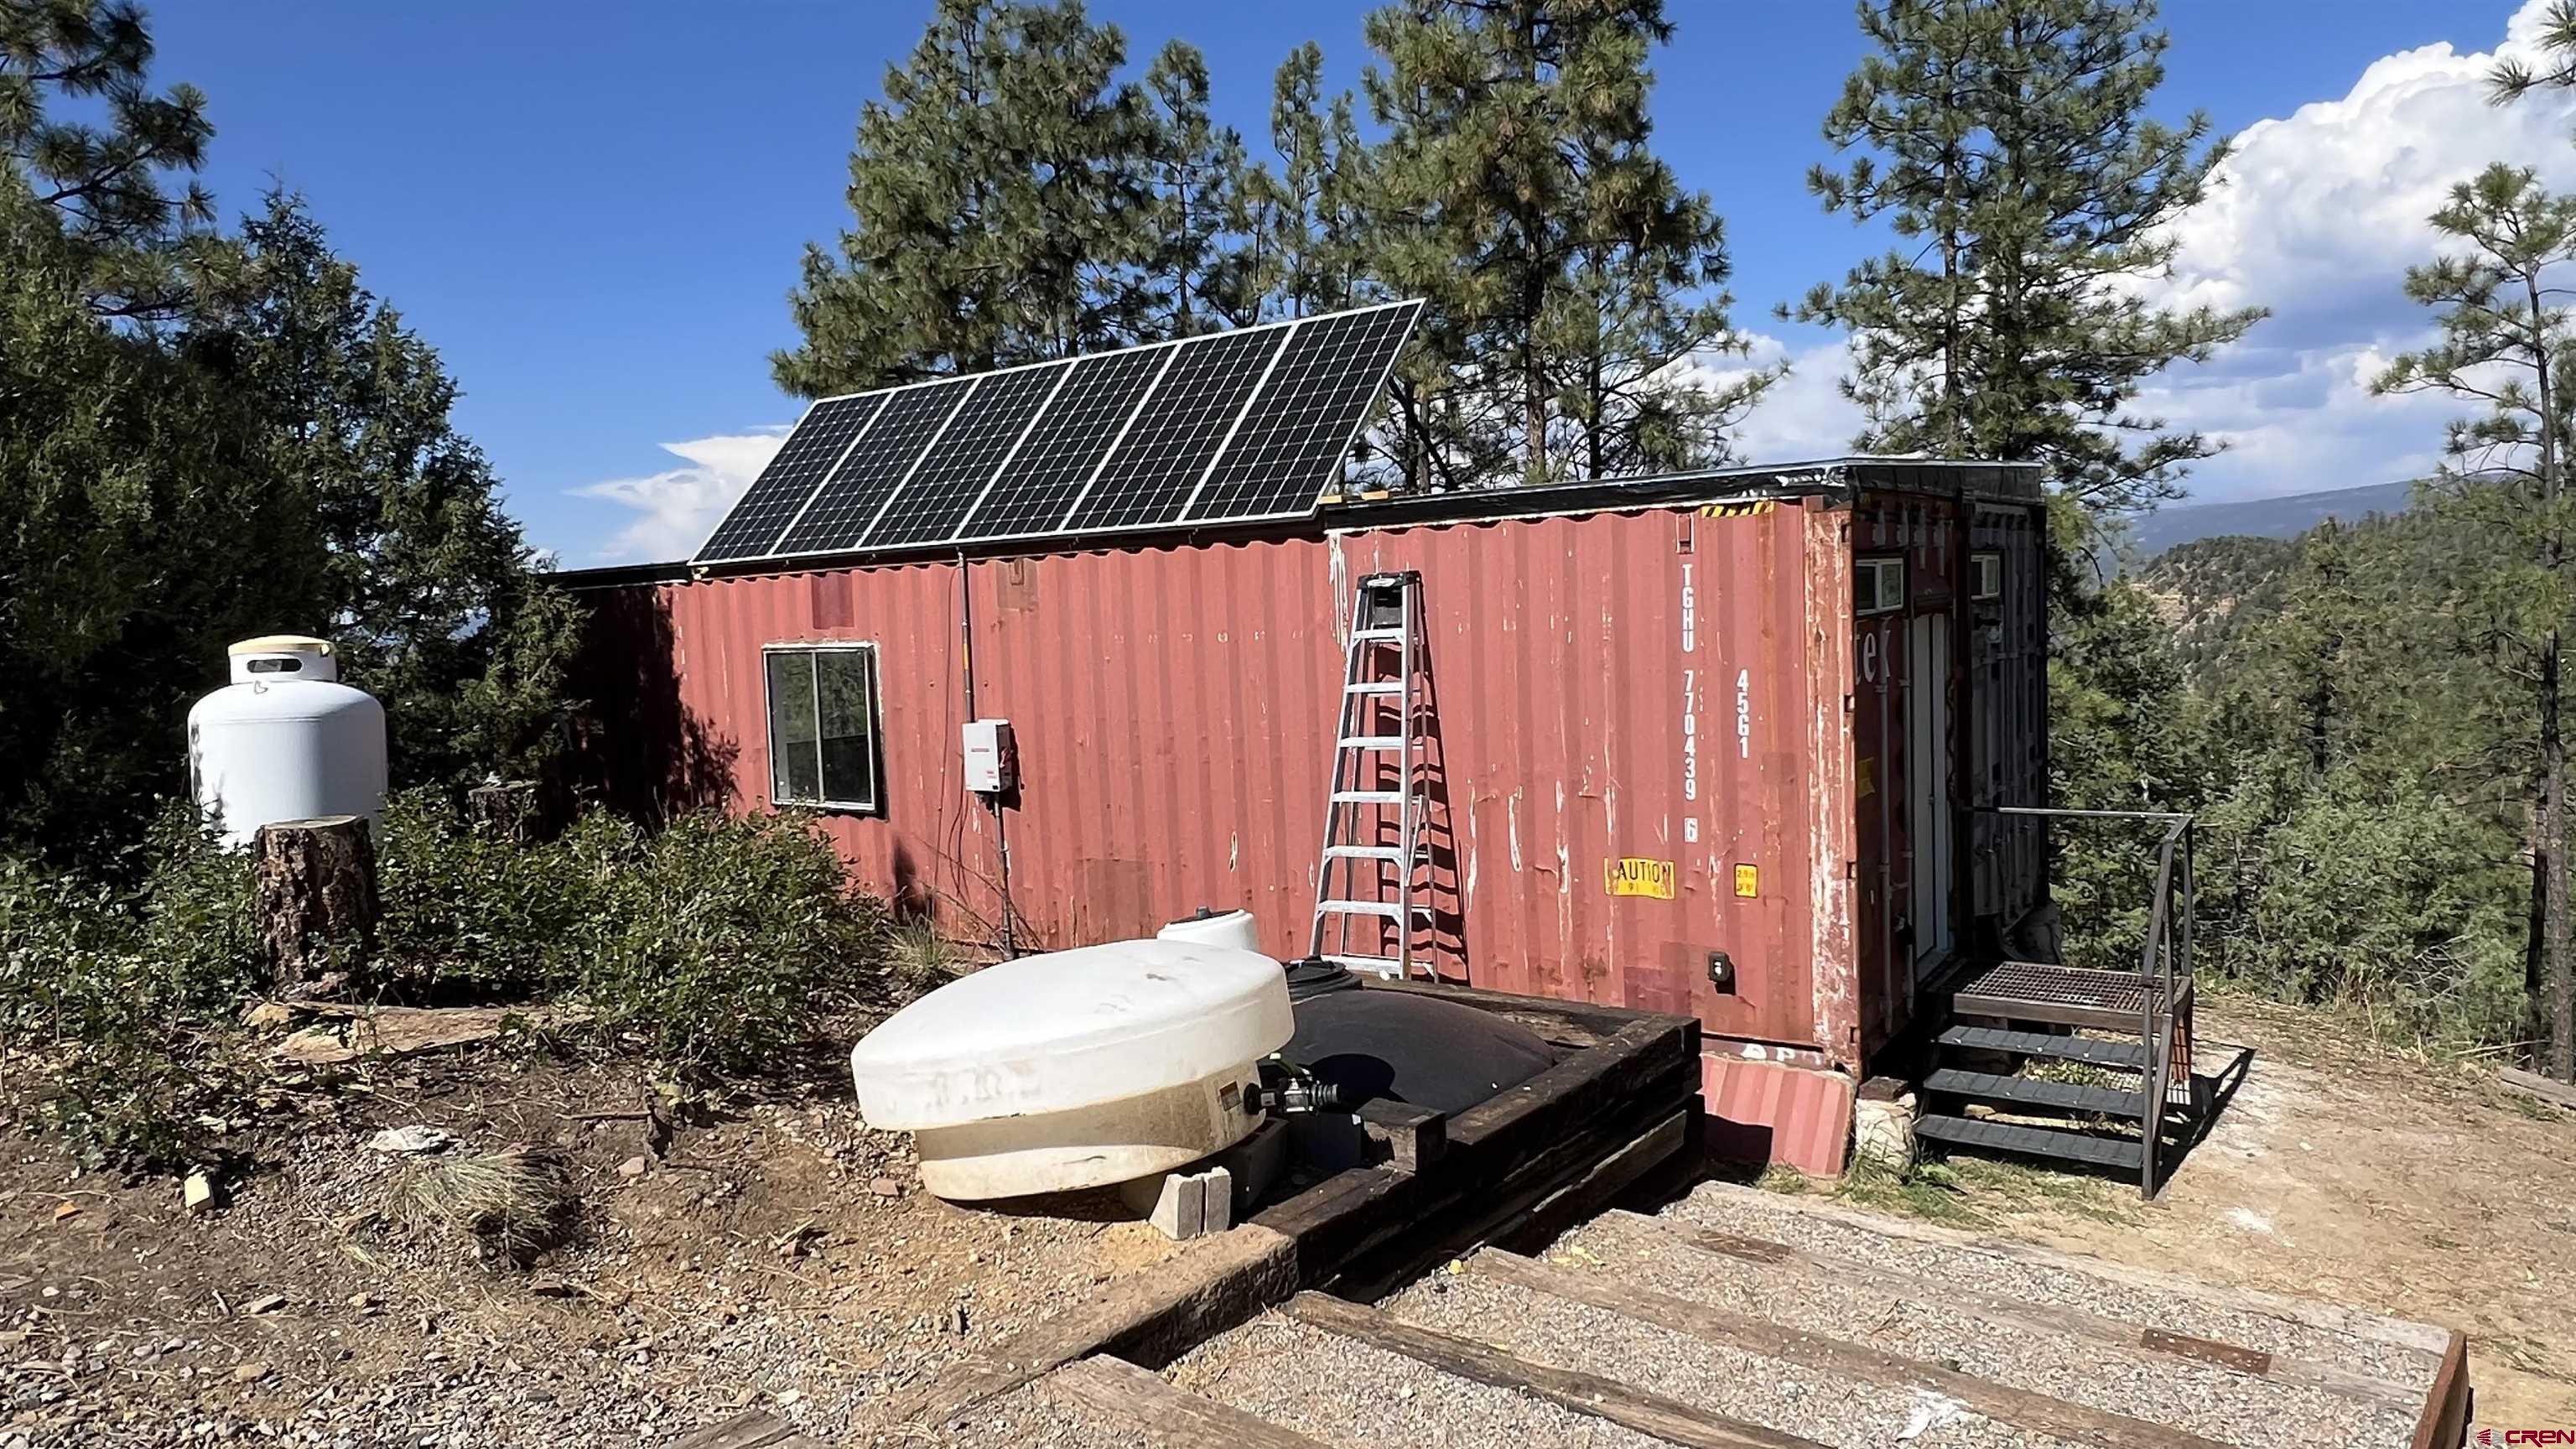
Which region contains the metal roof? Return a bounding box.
[546,455,2044,592]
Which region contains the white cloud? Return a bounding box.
[1742,3,2576,503]
[573,428,790,563]
[2158,3,2576,343]
[2146,0,2576,501]
[1670,331,1872,462]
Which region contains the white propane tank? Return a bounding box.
[848,939,1295,1201]
[186,636,388,849]
[1156,906,1261,953]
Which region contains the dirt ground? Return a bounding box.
[3,995,2568,1446]
[1812,996,2576,1423]
[0,1036,1178,1447]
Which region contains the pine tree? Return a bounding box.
[1360,0,1767,486]
[1140,40,1254,335]
[2372,163,2576,1079]
[0,0,212,318]
[3,2,574,856]
[2490,2,2576,101]
[1243,43,1373,322]
[1796,0,2262,530]
[190,192,579,792]
[773,0,1160,394]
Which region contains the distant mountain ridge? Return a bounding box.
[2127,480,2417,558]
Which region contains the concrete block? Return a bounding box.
[1126,1169,1213,1240]
[1201,1166,1232,1232]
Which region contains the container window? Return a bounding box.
[765,644,880,812]
[1970,552,2003,602]
[1856,557,1907,615]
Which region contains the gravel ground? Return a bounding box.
[1384,1271,2088,1449]
[1554,1213,2420,1449]
[928,1382,1141,1449]
[1166,1312,1673,1449]
[1668,1183,2439,1389]
[0,1052,1176,1448]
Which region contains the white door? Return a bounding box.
[1909,613,1954,974]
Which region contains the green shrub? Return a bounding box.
[374,788,627,998]
[0,804,261,1166]
[4,793,892,1162]
[574,809,887,1078]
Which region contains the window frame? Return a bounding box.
[1969,551,2004,603]
[761,641,885,814]
[1855,555,1908,616]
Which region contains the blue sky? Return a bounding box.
[148,1,2568,564]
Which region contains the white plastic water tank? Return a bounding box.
[848,939,1295,1201]
[187,636,388,849]
[1156,907,1261,953]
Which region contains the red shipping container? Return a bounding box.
[564,460,2048,1173]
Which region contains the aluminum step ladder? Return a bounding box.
[1308,571,1433,979]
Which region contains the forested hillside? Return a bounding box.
[2132,534,2296,668]
[2107,501,2538,1052]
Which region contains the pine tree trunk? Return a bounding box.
[2545,631,2575,1079]
[2527,266,2570,1079]
[253,815,380,997]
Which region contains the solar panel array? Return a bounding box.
[693,299,1420,564]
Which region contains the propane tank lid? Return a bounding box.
[226,635,339,684]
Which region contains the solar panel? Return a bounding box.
[862,361,1069,548]
[1184,301,1421,522]
[693,394,881,561]
[1063,325,1289,532]
[773,377,978,556]
[688,299,1421,564]
[959,345,1173,540]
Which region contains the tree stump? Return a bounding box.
[466,780,543,844]
[253,815,380,996]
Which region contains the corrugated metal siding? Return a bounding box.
[1850,491,1961,1056]
[1701,1056,1855,1178]
[1971,506,2047,925]
[597,501,1847,1055]
[1843,491,2048,1062]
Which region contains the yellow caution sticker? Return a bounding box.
[1734,864,1759,898]
[1605,857,1677,900]
[1699,499,1778,519]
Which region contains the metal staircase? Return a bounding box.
[1308,572,1433,979]
[1919,808,2200,1197]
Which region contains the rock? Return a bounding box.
[184,1172,221,1216]
[231,1363,269,1384]
[367,1125,454,1155]
[617,1156,649,1180]
[1851,1078,1919,1177]
[868,1176,902,1198]
[242,1001,297,1030]
[51,1201,80,1222]
[244,1294,287,1315]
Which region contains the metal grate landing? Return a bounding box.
[1950,959,2149,1031]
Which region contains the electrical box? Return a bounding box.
[963,719,1016,793]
